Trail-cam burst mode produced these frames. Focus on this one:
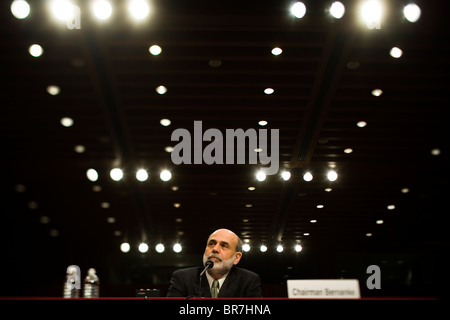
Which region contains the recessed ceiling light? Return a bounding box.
[303,172,313,182]
[60,117,74,127]
[248,186,255,191]
[403,3,421,23]
[376,220,384,224]
[128,0,150,20]
[258,120,268,126]
[372,88,383,97]
[106,217,116,223]
[110,168,124,181]
[149,45,162,55]
[310,219,317,223]
[160,169,172,181]
[294,244,303,252]
[138,243,148,253]
[366,233,373,237]
[136,169,148,182]
[165,146,174,153]
[86,168,99,182]
[431,148,441,156]
[155,243,165,253]
[357,121,367,128]
[92,0,113,20]
[344,148,353,154]
[173,243,182,253]
[173,203,181,208]
[271,47,282,55]
[390,47,403,58]
[29,44,43,57]
[303,233,310,236]
[327,170,338,181]
[156,85,167,95]
[387,204,396,210]
[101,202,110,209]
[254,148,263,153]
[264,88,274,95]
[401,188,409,194]
[171,186,179,191]
[256,171,266,181]
[245,204,252,208]
[120,242,130,253]
[329,1,345,19]
[291,2,306,18]
[316,205,324,209]
[74,145,85,153]
[11,0,30,19]
[160,118,171,126]
[281,171,291,181]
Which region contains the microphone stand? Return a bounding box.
[186,260,214,300]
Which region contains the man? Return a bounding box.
[167,228,262,297]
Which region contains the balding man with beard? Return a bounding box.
[167,228,262,298]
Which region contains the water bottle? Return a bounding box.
[63,265,81,298]
[83,268,100,298]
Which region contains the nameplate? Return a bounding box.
[287,279,361,299]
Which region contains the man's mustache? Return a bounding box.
[207,254,222,262]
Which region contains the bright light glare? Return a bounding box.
[11,0,30,19]
[60,117,74,127]
[110,168,124,181]
[271,47,282,55]
[295,244,303,252]
[160,118,171,126]
[149,45,162,55]
[276,245,284,253]
[242,244,251,252]
[120,242,130,253]
[264,88,274,95]
[156,85,167,94]
[256,171,266,182]
[291,2,306,19]
[330,2,345,19]
[281,171,291,181]
[303,172,313,182]
[50,0,76,21]
[173,243,182,253]
[390,47,403,58]
[138,243,149,253]
[327,170,338,181]
[403,3,421,23]
[128,0,150,20]
[86,168,99,182]
[92,0,112,20]
[360,0,383,29]
[136,169,148,181]
[372,88,383,96]
[260,245,267,252]
[29,44,43,57]
[160,169,172,181]
[155,243,165,253]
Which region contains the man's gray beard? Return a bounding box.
[203,254,235,277]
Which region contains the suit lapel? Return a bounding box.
[218,268,237,298]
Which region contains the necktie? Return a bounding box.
[211,279,219,298]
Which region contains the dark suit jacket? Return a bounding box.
[167,266,262,297]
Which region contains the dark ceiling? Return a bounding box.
[1,0,449,297]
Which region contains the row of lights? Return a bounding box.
[120,242,303,254]
[11,1,422,27]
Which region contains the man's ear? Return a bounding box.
[233,251,242,265]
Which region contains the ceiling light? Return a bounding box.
[173,203,181,208]
[254,148,263,153]
[155,243,165,253]
[256,171,266,181]
[291,2,306,19]
[390,47,403,58]
[310,219,317,223]
[260,245,267,252]
[74,145,85,153]
[431,148,441,156]
[100,202,110,209]
[86,168,99,182]
[171,186,179,191]
[357,121,367,128]
[276,245,284,252]
[165,146,174,153]
[173,243,182,253]
[136,169,148,182]
[360,0,383,29]
[120,242,130,253]
[376,220,384,224]
[248,186,255,191]
[271,47,282,55]
[281,171,291,181]
[128,0,150,20]
[106,217,116,223]
[245,204,252,208]
[92,185,102,192]
[303,172,313,182]
[344,148,353,154]
[295,244,303,252]
[387,204,396,210]
[60,117,74,127]
[160,118,171,126]
[371,88,383,96]
[242,244,251,252]
[29,44,43,57]
[401,188,410,194]
[258,120,268,126]
[110,168,124,181]
[329,1,345,19]
[92,0,112,20]
[325,188,332,192]
[50,0,76,21]
[264,88,274,95]
[303,232,310,236]
[160,169,172,181]
[11,0,30,19]
[366,233,373,237]
[47,85,61,96]
[149,45,162,55]
[327,170,338,181]
[138,243,148,253]
[316,204,324,209]
[156,85,167,94]
[403,3,421,23]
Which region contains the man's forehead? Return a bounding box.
[208,229,237,244]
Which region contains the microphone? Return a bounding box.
[198,260,214,297]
